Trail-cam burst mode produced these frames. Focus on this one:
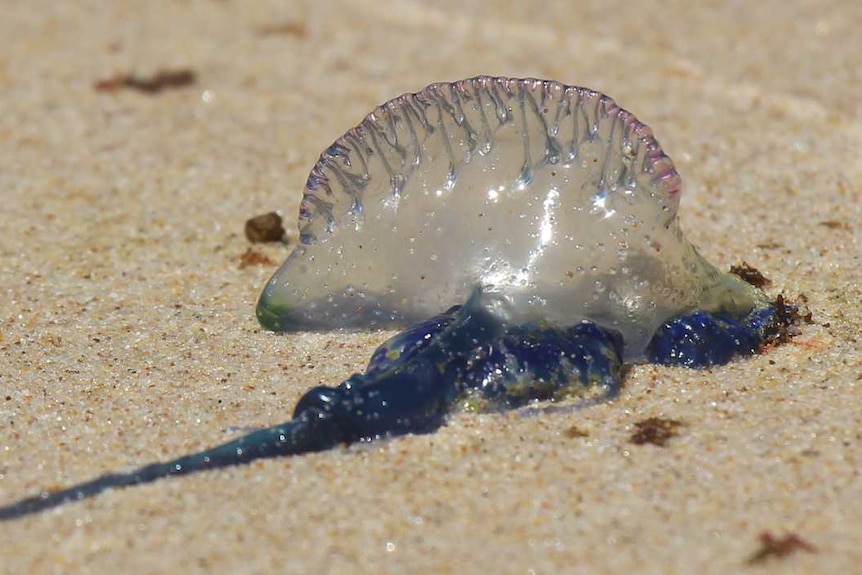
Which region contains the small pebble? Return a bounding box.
[245,212,285,243]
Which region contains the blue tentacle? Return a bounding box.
[645,305,785,367]
[0,290,503,520]
[0,291,783,521]
[0,418,317,521]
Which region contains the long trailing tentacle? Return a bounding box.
[0,357,463,521]
[0,289,500,521]
[0,416,332,521]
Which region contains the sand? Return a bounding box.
[1,0,860,573]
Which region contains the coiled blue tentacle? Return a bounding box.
[646,306,782,367]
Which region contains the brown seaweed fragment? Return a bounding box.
[239,248,277,269]
[746,531,817,565]
[94,69,197,94]
[629,417,684,446]
[759,294,811,348]
[730,262,772,289]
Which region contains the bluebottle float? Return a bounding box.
[0,77,790,520]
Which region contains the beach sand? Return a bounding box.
[1,1,860,573]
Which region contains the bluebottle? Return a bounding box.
[0,77,792,521]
